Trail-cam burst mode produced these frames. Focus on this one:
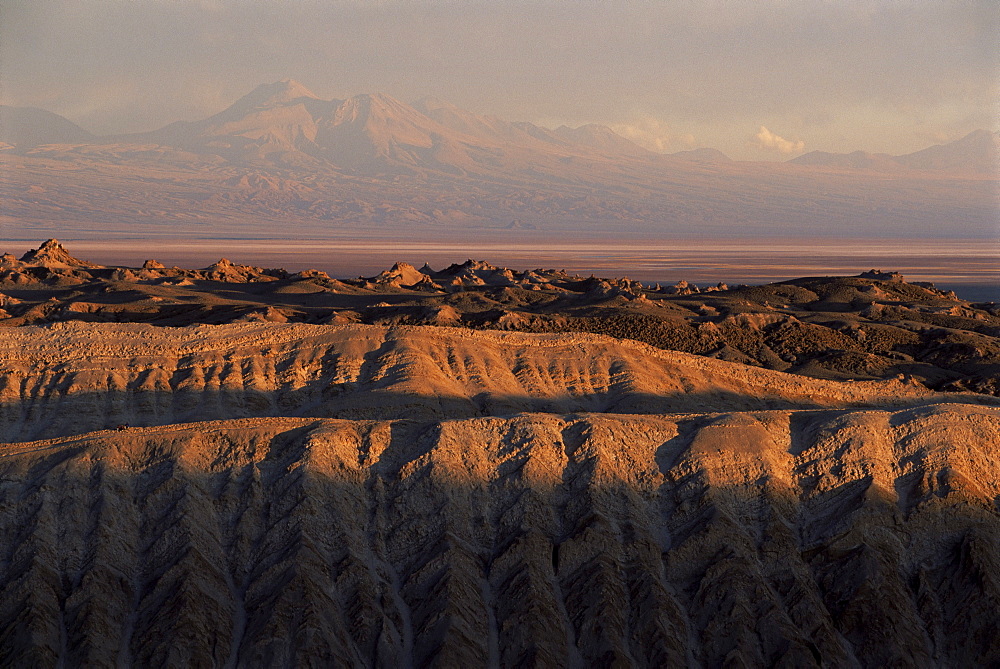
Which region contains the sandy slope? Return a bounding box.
[0,405,997,666]
[0,322,986,442]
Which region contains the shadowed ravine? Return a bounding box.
[0,408,998,667]
[0,322,998,667]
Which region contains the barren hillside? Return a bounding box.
[0,247,998,665]
[1,406,998,666]
[4,241,999,396]
[0,322,989,443]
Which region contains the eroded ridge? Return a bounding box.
[0,404,997,666]
[0,322,991,442]
[4,242,1000,397]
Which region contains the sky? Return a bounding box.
[1,0,997,160]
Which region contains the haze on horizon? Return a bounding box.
[1,0,997,161]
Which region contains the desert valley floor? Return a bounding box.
[0,241,998,666]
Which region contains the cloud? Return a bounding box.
[752,126,805,154]
[610,118,695,153]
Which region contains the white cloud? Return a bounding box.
[611,117,695,153]
[752,126,805,154]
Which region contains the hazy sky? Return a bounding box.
[1,0,996,159]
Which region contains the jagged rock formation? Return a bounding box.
[0,404,998,666]
[18,238,98,268]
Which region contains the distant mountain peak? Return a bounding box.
[552,123,651,156]
[669,148,732,163]
[555,123,617,138]
[790,130,998,174]
[329,93,422,132]
[953,128,998,143]
[0,105,95,147]
[352,92,410,109]
[213,79,322,122]
[252,79,319,103]
[898,129,998,174]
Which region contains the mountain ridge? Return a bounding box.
[3,81,658,170]
[791,129,999,175]
[1,81,996,238]
[0,105,95,147]
[1,391,998,665]
[5,80,995,173]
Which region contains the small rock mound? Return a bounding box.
[19,239,98,268]
[859,269,904,282]
[371,262,436,288]
[202,258,283,283]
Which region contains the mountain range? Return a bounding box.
[1,80,997,239]
[792,129,1000,174]
[0,80,673,170]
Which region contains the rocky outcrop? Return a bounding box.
[18,238,98,268]
[859,269,904,282]
[1,243,997,399]
[202,257,284,283]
